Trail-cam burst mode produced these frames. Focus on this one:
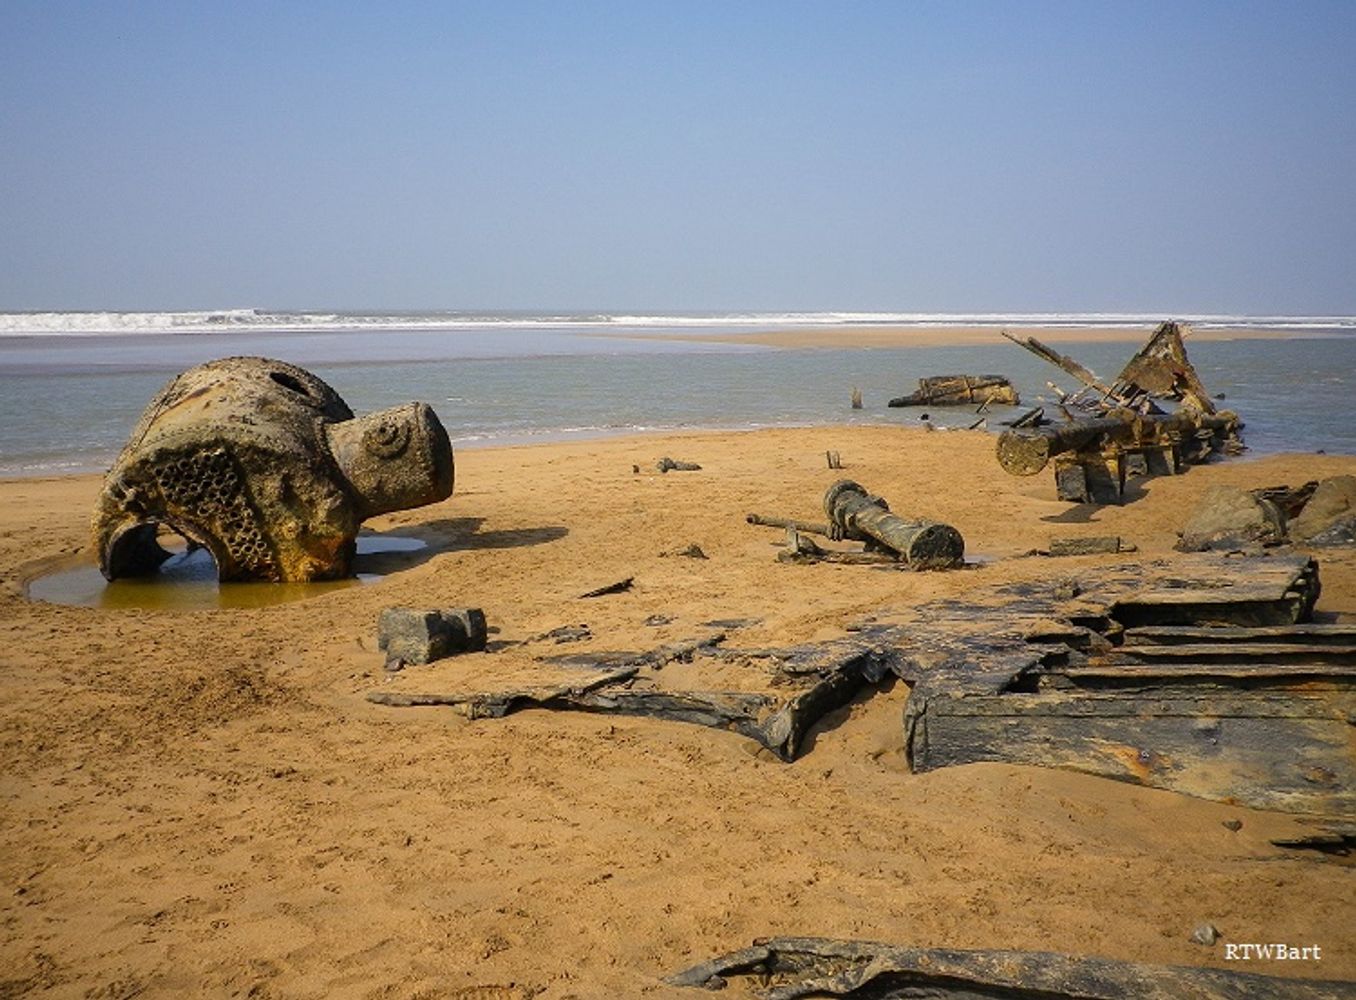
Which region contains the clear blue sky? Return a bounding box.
[2,1,1353,313]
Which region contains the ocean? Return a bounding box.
[1,311,1353,477]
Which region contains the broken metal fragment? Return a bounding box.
[372,549,1347,817]
[778,528,900,566]
[370,628,903,760]
[905,554,1349,816]
[746,512,834,537]
[378,607,487,664]
[93,357,454,582]
[530,624,593,644]
[579,577,634,598]
[1048,536,1134,556]
[668,937,1356,999]
[656,456,701,472]
[1177,485,1287,552]
[888,374,1018,407]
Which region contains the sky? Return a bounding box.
[1,1,1354,314]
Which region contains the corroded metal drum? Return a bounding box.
[92,357,453,582]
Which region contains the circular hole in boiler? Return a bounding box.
[26,532,427,611]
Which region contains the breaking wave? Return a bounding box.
[1,309,1352,337]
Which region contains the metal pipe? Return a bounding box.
[823,480,965,570]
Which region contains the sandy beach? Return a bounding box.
[2,422,1355,998]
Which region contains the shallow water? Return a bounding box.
[1,324,1352,476]
[28,533,429,611]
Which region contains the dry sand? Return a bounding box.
[2,425,1355,998]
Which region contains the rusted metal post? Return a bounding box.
[823,480,964,569]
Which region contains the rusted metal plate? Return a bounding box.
[1125,624,1356,646]
[667,937,1356,999]
[901,555,1348,815]
[368,626,907,760]
[908,689,1354,816]
[371,552,1349,815]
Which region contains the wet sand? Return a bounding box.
[2,425,1355,997]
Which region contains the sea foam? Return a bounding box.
[1,309,1352,337]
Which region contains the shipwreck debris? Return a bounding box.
[370,626,903,760]
[903,554,1351,816]
[1291,475,1356,544]
[1002,405,1046,428]
[667,937,1356,999]
[747,484,965,570]
[661,543,708,559]
[997,322,1243,504]
[824,480,965,569]
[1176,476,1356,552]
[778,527,900,566]
[889,374,1018,407]
[369,548,1348,816]
[1048,536,1135,556]
[579,577,634,598]
[378,607,488,666]
[1178,485,1287,552]
[531,624,593,644]
[93,357,454,582]
[656,456,702,473]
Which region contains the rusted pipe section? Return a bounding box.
[823,480,964,570]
